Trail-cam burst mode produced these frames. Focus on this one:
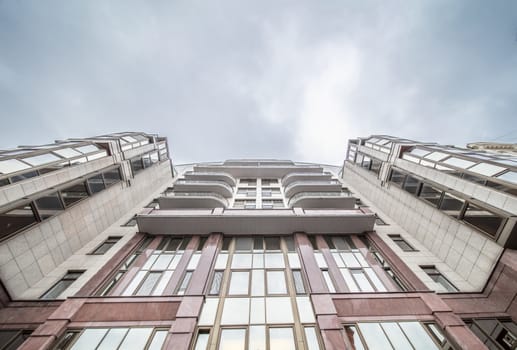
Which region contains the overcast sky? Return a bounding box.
[0,1,516,164]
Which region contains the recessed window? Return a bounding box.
[389,169,406,186]
[91,236,121,255]
[439,193,465,218]
[402,175,420,195]
[0,203,38,239]
[421,266,458,292]
[60,182,89,207]
[122,215,137,227]
[462,203,504,237]
[419,183,443,207]
[34,192,64,219]
[388,234,417,252]
[40,271,84,299]
[86,174,105,194]
[374,214,387,225]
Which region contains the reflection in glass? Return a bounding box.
[249,326,266,350]
[229,271,250,295]
[269,328,296,350]
[266,271,287,295]
[304,327,320,350]
[96,328,128,350]
[118,328,153,350]
[219,329,246,350]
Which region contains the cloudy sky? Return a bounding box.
[0,1,516,164]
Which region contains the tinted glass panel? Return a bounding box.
[0,204,37,238]
[463,203,503,237]
[402,175,420,195]
[87,174,105,194]
[61,182,89,206]
[35,192,64,219]
[419,184,442,207]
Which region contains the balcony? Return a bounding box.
[288,191,355,209]
[159,192,228,209]
[183,171,236,187]
[136,208,375,236]
[193,164,323,178]
[282,172,332,186]
[284,180,342,197]
[173,179,233,197]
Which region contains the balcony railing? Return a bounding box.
[163,191,229,207]
[288,191,352,207]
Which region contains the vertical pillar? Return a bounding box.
[187,233,222,295]
[295,233,327,293]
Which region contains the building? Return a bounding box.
[0,133,516,350]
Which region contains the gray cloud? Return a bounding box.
[0,1,516,164]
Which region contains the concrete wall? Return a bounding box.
[0,161,172,299]
[343,162,503,291]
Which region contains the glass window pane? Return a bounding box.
[229,271,250,295]
[288,253,300,269]
[353,253,369,267]
[177,271,192,295]
[96,328,128,350]
[0,159,31,174]
[304,327,321,350]
[439,193,465,217]
[463,203,503,237]
[210,271,224,295]
[424,151,448,161]
[22,153,61,166]
[419,184,443,207]
[61,182,89,206]
[402,175,420,195]
[253,254,264,269]
[152,271,174,296]
[0,204,37,239]
[235,237,253,251]
[194,331,210,350]
[341,253,361,268]
[142,254,159,270]
[443,157,476,169]
[249,326,266,350]
[168,253,183,269]
[35,192,64,219]
[188,253,201,269]
[314,253,327,268]
[215,254,228,269]
[497,171,517,184]
[87,174,105,194]
[380,323,413,350]
[103,168,121,186]
[221,298,250,325]
[341,269,359,292]
[219,329,246,350]
[399,322,440,349]
[70,328,109,350]
[296,296,315,323]
[199,298,219,326]
[136,272,162,295]
[53,148,82,158]
[75,145,99,154]
[364,268,387,292]
[232,254,252,269]
[151,254,174,270]
[269,328,296,350]
[469,163,506,176]
[148,330,168,350]
[345,326,365,350]
[118,328,153,350]
[267,271,287,295]
[332,253,346,267]
[266,297,294,324]
[251,270,265,296]
[250,298,266,324]
[122,271,147,296]
[322,271,336,293]
[358,323,394,350]
[351,270,375,292]
[265,253,284,268]
[292,270,306,294]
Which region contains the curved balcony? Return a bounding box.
[282,172,332,186]
[159,192,228,209]
[288,191,355,209]
[173,179,233,197]
[184,171,236,187]
[284,180,342,197]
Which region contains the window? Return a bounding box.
[60,183,89,207]
[462,203,504,237]
[86,174,105,194]
[388,234,417,252]
[0,203,38,239]
[261,188,280,197]
[439,192,465,218]
[345,322,447,350]
[402,175,420,195]
[389,169,406,186]
[40,271,84,299]
[468,318,517,350]
[237,188,256,197]
[34,192,64,219]
[261,200,284,209]
[122,215,137,227]
[374,214,387,225]
[239,178,256,186]
[261,179,278,186]
[91,236,121,255]
[0,330,32,350]
[122,237,192,296]
[419,183,443,207]
[96,237,152,296]
[56,327,167,350]
[233,200,256,209]
[421,266,458,292]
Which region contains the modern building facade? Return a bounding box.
[0,133,516,350]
